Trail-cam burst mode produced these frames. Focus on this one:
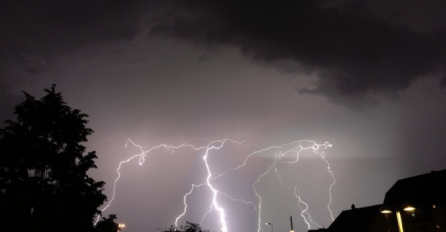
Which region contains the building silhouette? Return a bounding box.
[316,169,446,232]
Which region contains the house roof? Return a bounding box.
[383,169,446,207]
[328,204,382,232]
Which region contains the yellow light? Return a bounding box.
[291,230,295,232]
[403,206,415,211]
[380,205,393,214]
[118,223,126,228]
[396,211,404,232]
[402,203,415,211]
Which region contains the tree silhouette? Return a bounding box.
[95,214,119,232]
[163,221,209,232]
[0,85,115,232]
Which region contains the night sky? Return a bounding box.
[1,1,446,232]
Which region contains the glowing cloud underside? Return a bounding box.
[97,138,335,232]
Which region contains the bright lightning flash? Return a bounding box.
[98,138,335,232]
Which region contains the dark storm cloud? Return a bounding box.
[0,0,140,74]
[151,0,446,106]
[440,75,446,88]
[2,0,445,107]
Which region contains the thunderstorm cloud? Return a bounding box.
[1,0,446,107]
[151,0,446,106]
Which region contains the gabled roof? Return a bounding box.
[328,204,382,232]
[383,169,446,207]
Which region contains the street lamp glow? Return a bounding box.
[380,203,416,232]
[403,203,416,212]
[265,222,273,232]
[118,223,126,229]
[380,205,392,214]
[381,209,392,214]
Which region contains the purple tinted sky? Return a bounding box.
[1,1,446,232]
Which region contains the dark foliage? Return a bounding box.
[95,214,119,232]
[163,221,209,232]
[0,85,115,232]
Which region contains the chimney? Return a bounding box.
[351,204,356,210]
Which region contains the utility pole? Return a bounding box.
[290,216,295,232]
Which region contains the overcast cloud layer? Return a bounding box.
[153,0,446,106]
[2,0,446,107]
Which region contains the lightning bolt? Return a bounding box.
[202,139,230,232]
[294,186,321,229]
[317,148,336,221]
[274,169,319,230]
[250,141,333,232]
[219,191,257,210]
[191,185,257,226]
[98,138,335,232]
[200,205,213,225]
[175,183,207,228]
[254,159,279,232]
